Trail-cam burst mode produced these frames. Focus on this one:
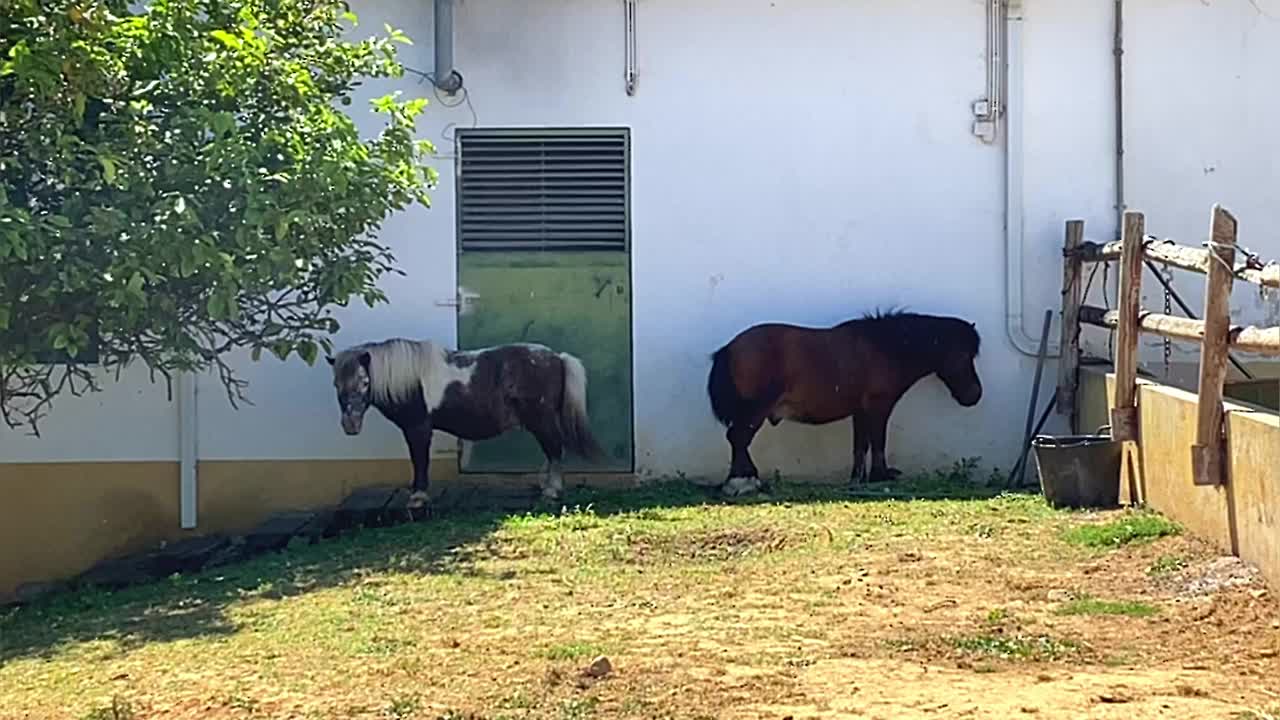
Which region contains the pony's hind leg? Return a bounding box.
[723,397,777,497]
[525,412,566,502]
[540,458,565,502]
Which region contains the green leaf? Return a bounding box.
[47,215,72,228]
[99,156,117,184]
[210,29,242,49]
[251,346,263,362]
[210,111,235,137]
[297,339,318,366]
[0,306,10,330]
[206,294,225,320]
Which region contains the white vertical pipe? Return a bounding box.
[1003,0,1062,357]
[179,372,198,529]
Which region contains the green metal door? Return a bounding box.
[455,128,634,474]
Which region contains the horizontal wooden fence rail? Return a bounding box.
[1078,306,1280,356]
[1057,204,1280,487]
[1078,238,1280,289]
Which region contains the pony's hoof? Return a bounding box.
[722,476,762,497]
[868,468,902,484]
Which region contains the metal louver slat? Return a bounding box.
[457,128,630,252]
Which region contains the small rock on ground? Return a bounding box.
[584,655,613,678]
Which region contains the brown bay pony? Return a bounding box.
[706,310,983,495]
[328,339,604,510]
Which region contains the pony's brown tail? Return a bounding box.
[706,344,743,427]
[558,352,606,461]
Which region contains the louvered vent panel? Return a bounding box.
[458,129,629,252]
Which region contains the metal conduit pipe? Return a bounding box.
[1004,0,1125,357]
[433,0,464,94]
[1113,0,1126,237]
[1003,0,1052,357]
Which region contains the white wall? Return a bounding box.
[0,364,178,462]
[1124,0,1280,363]
[3,0,1128,480]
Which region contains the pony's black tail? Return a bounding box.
[558,352,606,461]
[706,344,743,427]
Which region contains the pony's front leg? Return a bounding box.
[402,420,434,512]
[866,410,902,484]
[849,412,870,485]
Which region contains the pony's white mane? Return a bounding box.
[341,338,473,411]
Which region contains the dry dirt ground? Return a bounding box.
[1,478,1276,720]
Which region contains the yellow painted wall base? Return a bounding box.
[1078,366,1280,588]
[0,454,640,602]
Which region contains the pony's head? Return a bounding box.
[934,319,983,407]
[327,349,373,435]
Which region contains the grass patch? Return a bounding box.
[1061,510,1180,549]
[543,642,605,661]
[80,697,134,720]
[984,608,1011,625]
[1055,595,1159,618]
[951,633,1081,661]
[1148,554,1188,576]
[385,693,423,719]
[1234,709,1280,720]
[558,697,600,720]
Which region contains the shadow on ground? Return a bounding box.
[0,467,1036,665]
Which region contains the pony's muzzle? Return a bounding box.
[955,384,983,407]
[341,415,363,435]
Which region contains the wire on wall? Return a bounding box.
[403,65,479,158]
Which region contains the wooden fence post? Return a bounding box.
[1191,204,1237,486]
[1111,211,1145,442]
[1057,220,1085,427]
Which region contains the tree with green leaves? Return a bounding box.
[0,0,437,434]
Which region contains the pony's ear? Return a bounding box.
[325,355,335,367]
[357,351,372,369]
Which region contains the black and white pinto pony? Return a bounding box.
[327,338,604,509]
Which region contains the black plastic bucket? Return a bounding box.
[1030,426,1122,509]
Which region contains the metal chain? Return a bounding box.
[1161,262,1173,381]
[1103,261,1115,363]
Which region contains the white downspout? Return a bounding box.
[179,372,198,529]
[1003,0,1058,358]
